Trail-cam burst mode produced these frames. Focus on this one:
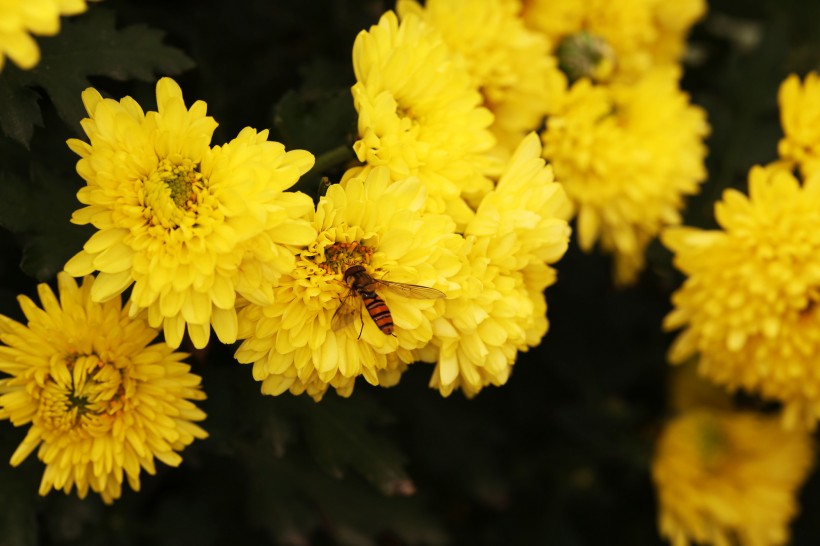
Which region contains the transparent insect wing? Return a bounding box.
[331,291,360,331]
[375,280,446,300]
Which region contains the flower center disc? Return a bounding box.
[316,241,374,276]
[143,157,206,228]
[556,31,616,83]
[40,353,124,435]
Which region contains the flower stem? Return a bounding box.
[313,145,355,174]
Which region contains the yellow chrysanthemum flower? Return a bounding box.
[663,163,820,429]
[778,72,820,178]
[522,0,706,83]
[0,0,89,71]
[417,133,572,397]
[0,273,208,504]
[64,78,317,349]
[652,409,814,546]
[396,0,567,157]
[350,10,496,226]
[542,67,709,284]
[235,167,464,401]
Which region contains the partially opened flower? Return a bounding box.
[350,10,495,225]
[419,133,572,396]
[0,0,90,71]
[64,78,317,349]
[235,167,464,401]
[664,163,820,429]
[542,67,708,284]
[0,273,208,504]
[652,409,814,546]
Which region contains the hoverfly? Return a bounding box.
[332,265,445,337]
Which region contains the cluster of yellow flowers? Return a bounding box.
[654,73,820,546]
[10,7,805,543]
[352,0,711,285]
[0,1,582,502]
[237,7,574,401]
[525,0,710,284]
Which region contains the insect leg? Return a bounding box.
[357,298,365,340]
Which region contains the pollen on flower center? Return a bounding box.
[555,31,616,83]
[40,353,124,434]
[314,241,374,275]
[143,157,206,228]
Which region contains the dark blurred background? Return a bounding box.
[2,0,820,544]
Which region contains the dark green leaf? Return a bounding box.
[300,395,413,496]
[271,55,358,197]
[244,451,445,546]
[0,166,92,281]
[0,71,42,148]
[0,7,194,146]
[32,8,194,132]
[273,89,356,157]
[272,88,356,199]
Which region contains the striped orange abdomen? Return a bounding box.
[362,293,393,335]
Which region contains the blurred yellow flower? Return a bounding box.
[396,0,567,158]
[664,163,820,429]
[64,78,317,349]
[542,67,709,284]
[235,168,464,401]
[0,0,89,71]
[350,10,495,226]
[0,273,207,504]
[523,0,706,83]
[419,133,572,396]
[778,72,820,177]
[652,409,814,546]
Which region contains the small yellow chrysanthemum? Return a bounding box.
[542,67,709,284]
[396,0,567,157]
[350,10,496,226]
[0,0,90,71]
[0,273,208,504]
[64,78,317,349]
[523,0,706,83]
[778,72,820,178]
[652,409,814,546]
[235,167,464,401]
[664,163,820,429]
[418,133,572,396]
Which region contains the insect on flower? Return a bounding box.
[333,265,445,337]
